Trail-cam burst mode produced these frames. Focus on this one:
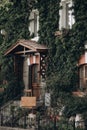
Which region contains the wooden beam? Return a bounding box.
[15,50,37,54]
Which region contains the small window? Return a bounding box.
[80,66,84,78]
[29,9,39,37]
[59,0,75,30]
[79,65,87,89]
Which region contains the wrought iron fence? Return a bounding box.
[0,108,86,130]
[35,115,85,130]
[0,89,86,130]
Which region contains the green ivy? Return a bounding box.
[36,0,61,76]
[0,0,36,104]
[45,0,87,93]
[37,0,87,120]
[0,0,87,120]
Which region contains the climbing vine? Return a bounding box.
[0,0,36,104]
[0,0,37,79]
[36,0,61,75]
[36,0,78,92]
[36,0,87,118]
[0,0,87,118]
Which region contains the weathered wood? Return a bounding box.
[15,50,36,54]
[20,97,36,108]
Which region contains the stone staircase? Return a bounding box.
[0,96,43,129]
[0,95,30,128]
[0,88,45,129]
[0,100,18,125]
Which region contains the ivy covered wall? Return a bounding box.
[0,0,87,117]
[0,0,36,104]
[36,0,87,118]
[36,0,61,76]
[36,0,87,92]
[36,0,78,92]
[0,0,37,79]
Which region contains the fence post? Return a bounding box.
[73,118,75,130]
[24,112,27,128]
[54,116,56,130]
[37,112,40,130]
[0,112,3,126]
[37,117,40,130]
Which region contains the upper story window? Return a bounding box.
[59,0,75,30]
[29,9,39,38]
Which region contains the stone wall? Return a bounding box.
[0,126,34,130]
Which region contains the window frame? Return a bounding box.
[29,9,39,37]
[79,64,87,89]
[59,0,75,30]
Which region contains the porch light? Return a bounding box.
[33,55,36,64]
[27,57,30,66]
[1,29,6,36]
[84,41,87,49]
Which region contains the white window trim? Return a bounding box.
[59,0,75,30]
[29,9,39,40]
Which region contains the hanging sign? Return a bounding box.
[45,93,51,107]
[20,97,36,108]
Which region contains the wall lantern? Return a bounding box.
[84,41,87,49]
[1,29,6,36]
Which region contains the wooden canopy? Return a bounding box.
[4,39,48,56]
